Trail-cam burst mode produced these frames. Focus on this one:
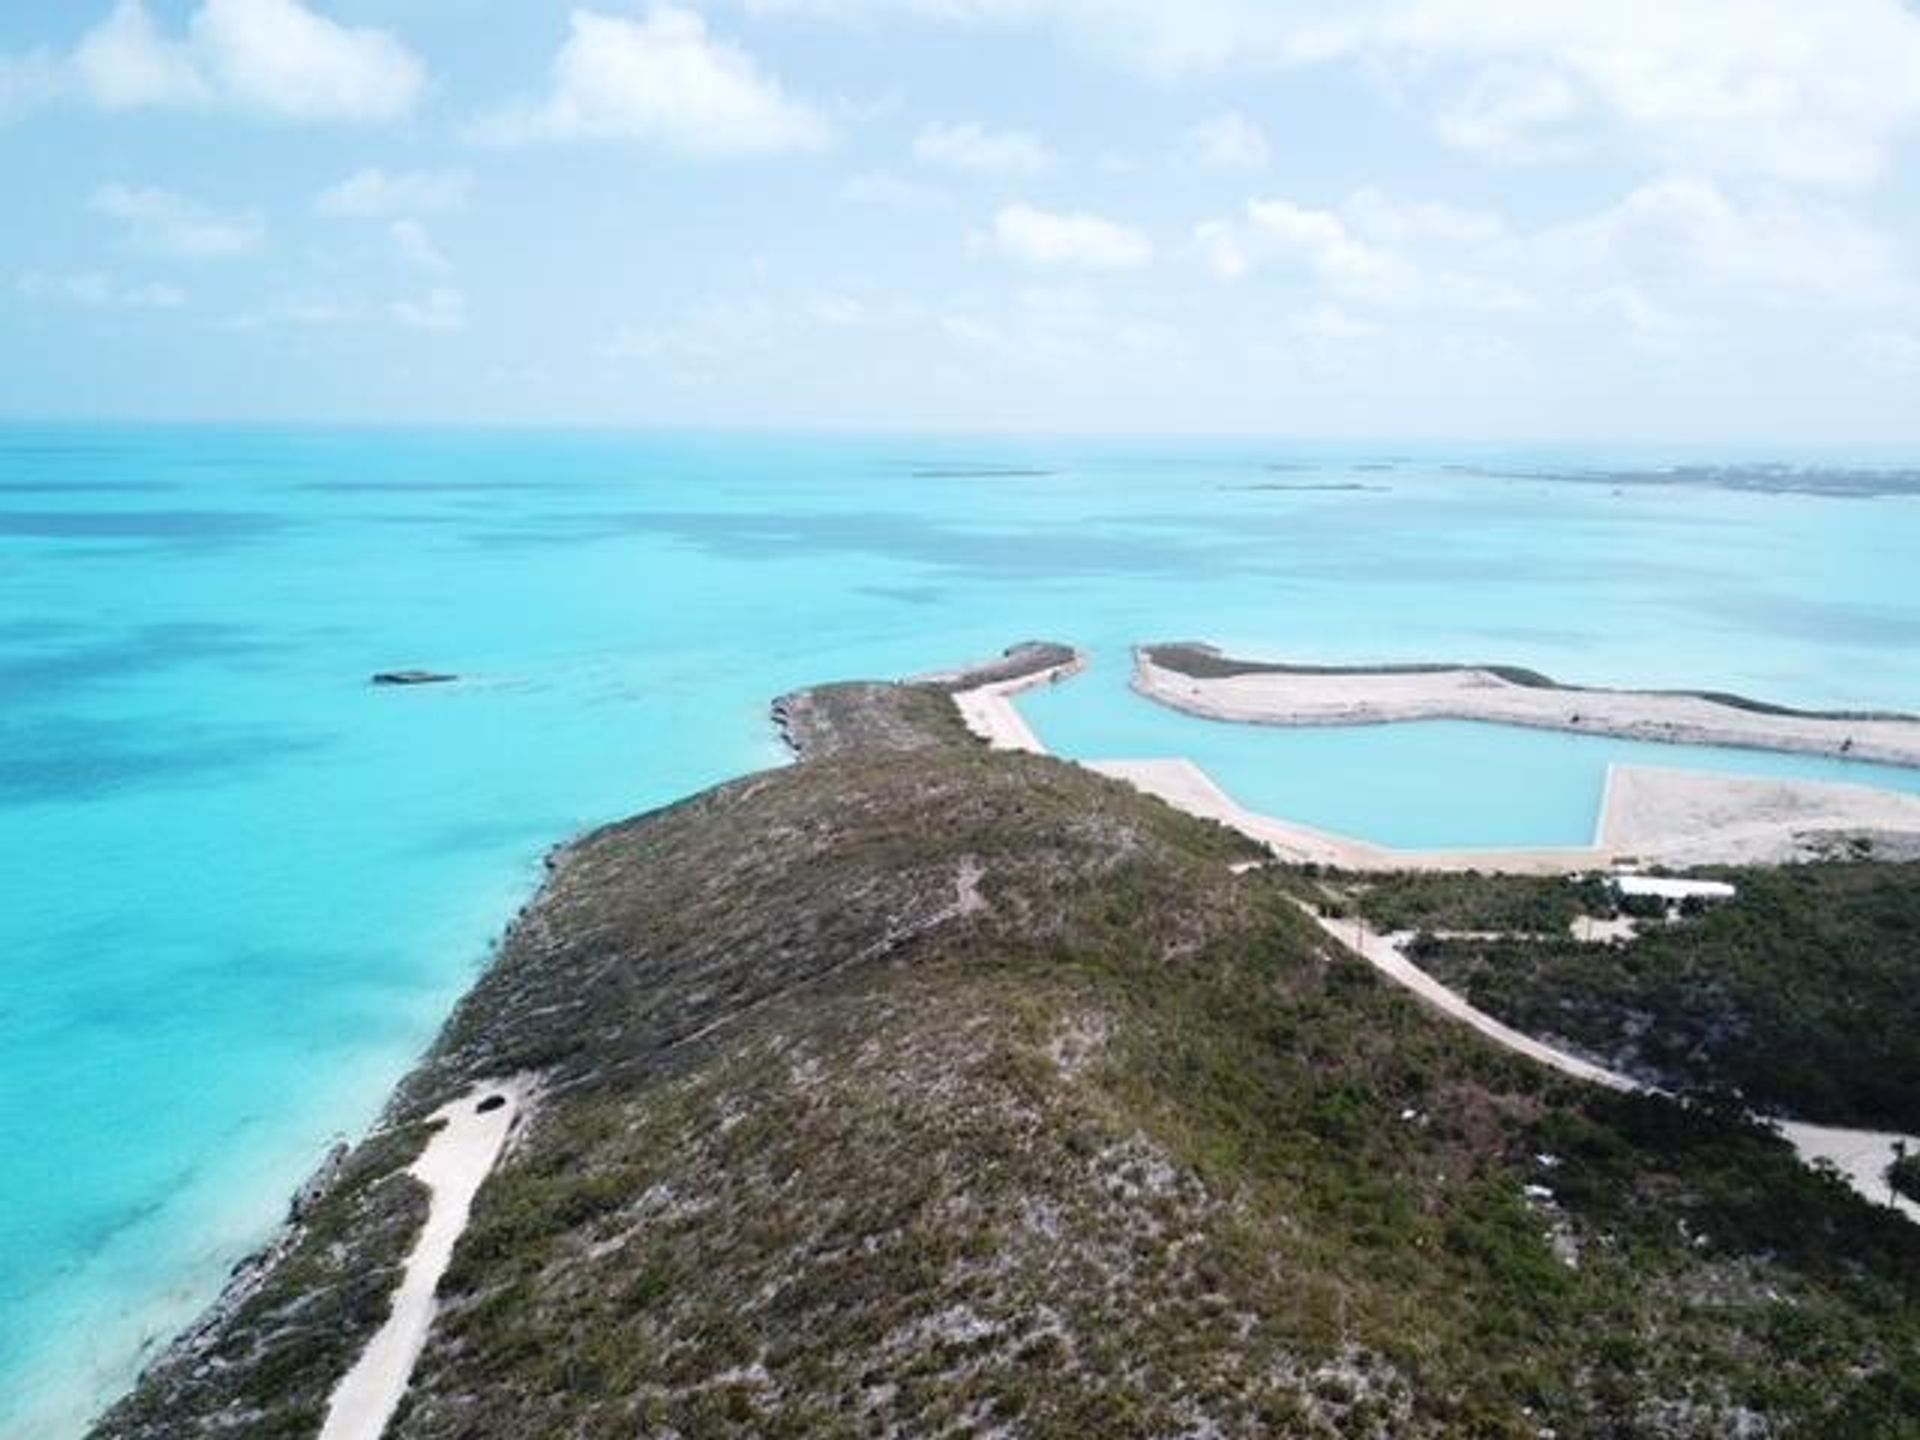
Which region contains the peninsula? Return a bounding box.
[89,648,1920,1439]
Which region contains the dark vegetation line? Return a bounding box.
[1142,643,1917,722]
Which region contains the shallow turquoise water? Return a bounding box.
[3,427,1919,1435]
[1019,654,1920,851]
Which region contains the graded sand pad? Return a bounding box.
[1601,765,1920,864]
[1134,654,1920,768]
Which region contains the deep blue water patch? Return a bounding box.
[0,717,325,805]
[0,624,283,704]
[0,510,285,546]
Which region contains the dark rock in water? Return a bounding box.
[476,1095,506,1114]
[371,669,459,687]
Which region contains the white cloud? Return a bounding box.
[73,0,424,123]
[841,170,952,210]
[1434,64,1583,161]
[476,6,831,156]
[914,120,1055,176]
[89,184,264,258]
[1196,177,1912,345]
[1197,187,1539,316]
[73,1,208,109]
[1302,0,1920,186]
[1554,177,1910,308]
[748,0,1920,187]
[1184,111,1270,170]
[984,203,1152,270]
[315,167,470,219]
[192,0,424,121]
[1198,198,1404,294]
[388,219,449,271]
[392,286,468,331]
[17,270,187,308]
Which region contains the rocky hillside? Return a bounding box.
[94,655,1920,1439]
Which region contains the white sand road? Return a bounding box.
[319,1078,534,1440]
[1306,910,1920,1225]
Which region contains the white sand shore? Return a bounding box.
[1134,652,1920,769]
[1085,757,1920,873]
[1308,910,1920,1224]
[1089,757,1604,873]
[1090,748,1920,875]
[952,653,1085,752]
[319,1078,534,1440]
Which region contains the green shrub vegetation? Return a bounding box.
[1360,864,1920,1132]
[1346,871,1613,936]
[96,679,1920,1440]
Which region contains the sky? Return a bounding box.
[3,0,1920,439]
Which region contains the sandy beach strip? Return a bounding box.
[952,652,1085,753]
[1096,756,1920,871]
[1088,757,1613,873]
[1307,909,1920,1223]
[1134,650,1920,769]
[319,1078,533,1440]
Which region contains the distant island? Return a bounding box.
[93,646,1920,1439]
[1462,462,1920,500]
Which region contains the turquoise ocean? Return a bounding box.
[4,426,1919,1435]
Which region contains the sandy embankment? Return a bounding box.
[1113,652,1920,870]
[1307,910,1920,1225]
[1133,652,1920,768]
[952,652,1086,752]
[319,1078,534,1440]
[955,665,1920,871]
